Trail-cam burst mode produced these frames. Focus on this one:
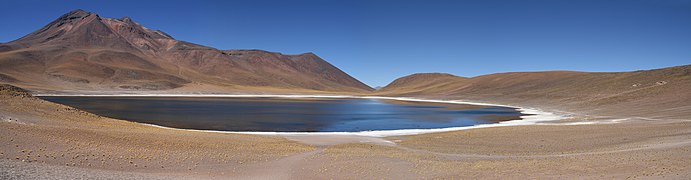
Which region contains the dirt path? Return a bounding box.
[232,148,325,179]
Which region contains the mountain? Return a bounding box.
[375,65,691,118]
[0,9,372,93]
[377,73,466,94]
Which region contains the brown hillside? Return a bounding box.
[0,9,372,93]
[378,73,466,93]
[375,65,691,118]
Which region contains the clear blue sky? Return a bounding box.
[1,0,690,87]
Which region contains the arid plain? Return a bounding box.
[1,9,690,179]
[2,63,690,179]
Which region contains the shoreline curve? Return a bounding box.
[34,93,570,137]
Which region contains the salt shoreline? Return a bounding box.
[34,93,569,137]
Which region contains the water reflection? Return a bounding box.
[40,97,523,132]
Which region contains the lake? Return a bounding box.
[39,96,523,132]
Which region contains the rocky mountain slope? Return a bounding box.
[0,9,372,93]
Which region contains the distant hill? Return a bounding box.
[375,65,691,118]
[0,9,372,93]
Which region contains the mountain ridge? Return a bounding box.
[0,9,373,93]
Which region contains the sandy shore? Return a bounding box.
[1,86,690,179]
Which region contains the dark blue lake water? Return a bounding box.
[39,96,523,132]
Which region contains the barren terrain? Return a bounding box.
[1,8,690,180]
[1,84,690,179]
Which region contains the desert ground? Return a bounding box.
[1,7,689,180]
[1,84,690,179]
